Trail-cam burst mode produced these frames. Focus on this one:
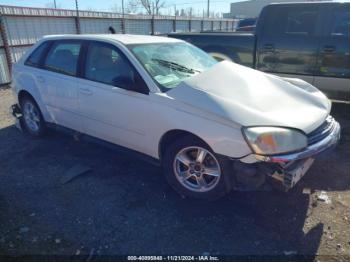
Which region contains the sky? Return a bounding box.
[0,0,236,16]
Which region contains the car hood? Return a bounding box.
[167,61,331,134]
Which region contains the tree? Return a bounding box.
[45,1,62,9]
[110,3,122,13]
[140,0,165,15]
[110,0,138,14]
[111,0,164,15]
[126,0,139,14]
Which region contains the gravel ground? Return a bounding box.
[0,87,349,258]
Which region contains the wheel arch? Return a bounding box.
[17,89,50,123]
[158,129,211,161]
[18,90,36,104]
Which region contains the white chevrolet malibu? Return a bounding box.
[11,34,340,200]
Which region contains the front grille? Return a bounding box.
[307,116,335,146]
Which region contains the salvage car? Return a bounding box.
[11,34,340,200]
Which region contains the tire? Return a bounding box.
[19,96,46,137]
[162,135,234,200]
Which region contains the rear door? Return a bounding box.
[40,40,83,132]
[257,4,322,84]
[314,4,350,100]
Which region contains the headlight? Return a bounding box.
[243,127,307,155]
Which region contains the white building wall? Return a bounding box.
[229,0,322,18]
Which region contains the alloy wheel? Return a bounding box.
[173,146,221,192]
[22,101,40,132]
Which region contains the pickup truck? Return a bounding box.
[169,1,350,100]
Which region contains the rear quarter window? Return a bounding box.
[24,42,49,67]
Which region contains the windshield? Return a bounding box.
[128,42,218,91]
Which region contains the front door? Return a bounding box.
[77,41,152,153]
[257,4,321,84]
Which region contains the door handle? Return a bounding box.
[37,76,45,83]
[79,87,92,95]
[263,44,275,52]
[322,45,336,53]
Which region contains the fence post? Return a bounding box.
[121,11,126,34]
[211,20,214,31]
[121,17,125,34]
[173,17,176,32]
[0,15,12,76]
[188,19,191,32]
[219,21,222,31]
[201,20,204,32]
[74,17,81,34]
[74,0,81,34]
[151,15,155,35]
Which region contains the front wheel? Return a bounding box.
[162,136,233,200]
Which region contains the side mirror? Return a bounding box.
[112,76,135,91]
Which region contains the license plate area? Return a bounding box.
[283,158,315,188]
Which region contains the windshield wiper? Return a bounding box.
[151,58,201,74]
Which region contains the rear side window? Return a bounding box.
[264,6,319,36]
[25,42,49,67]
[44,41,81,76]
[331,8,350,37]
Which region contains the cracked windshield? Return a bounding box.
[129,42,218,90]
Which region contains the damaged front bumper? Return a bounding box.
[237,118,341,190]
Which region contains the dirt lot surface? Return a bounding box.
[0,87,350,258]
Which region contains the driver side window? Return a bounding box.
[84,42,147,93]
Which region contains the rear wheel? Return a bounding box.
[20,97,46,137]
[163,135,233,200]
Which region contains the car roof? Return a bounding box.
[42,34,183,45]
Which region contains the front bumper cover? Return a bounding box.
[236,118,340,190]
